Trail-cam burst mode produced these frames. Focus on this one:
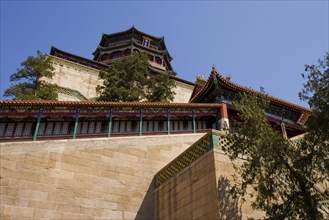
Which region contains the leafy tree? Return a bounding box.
[227,53,329,219]
[4,51,58,100]
[96,53,176,102]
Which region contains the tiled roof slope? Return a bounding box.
[190,67,312,114]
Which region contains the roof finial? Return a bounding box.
[197,74,205,81]
[211,65,217,75]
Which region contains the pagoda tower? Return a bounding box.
[92,26,173,73]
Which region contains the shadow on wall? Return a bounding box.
[135,178,155,220]
[218,176,242,220]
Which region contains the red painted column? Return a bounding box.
[218,103,229,130]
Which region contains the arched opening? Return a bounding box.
[110,50,123,60]
[148,54,154,62]
[100,53,109,61]
[155,56,162,65]
[123,48,131,56]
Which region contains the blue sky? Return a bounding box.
[1,1,328,107]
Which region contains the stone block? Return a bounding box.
[57,154,80,165]
[47,192,75,204]
[0,187,20,197]
[0,195,19,206]
[124,211,137,219]
[28,199,58,210]
[33,208,62,219]
[0,159,16,170]
[113,151,138,163]
[74,197,97,207]
[96,200,118,210]
[79,205,102,217]
[25,181,54,193]
[2,205,34,218]
[56,161,80,172]
[57,203,80,213]
[99,210,123,220]
[2,167,39,182]
[101,170,119,179]
[61,212,93,220]
[19,189,48,201]
[104,193,131,204]
[85,190,104,200]
[192,205,204,219]
[23,155,56,168]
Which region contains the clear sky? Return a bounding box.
[1,1,328,107]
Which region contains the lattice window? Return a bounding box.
[142,121,147,132]
[38,122,46,136]
[0,123,6,136]
[112,121,119,133]
[126,121,132,133]
[174,121,179,131]
[148,121,153,132]
[81,122,88,134]
[95,122,102,134]
[5,123,15,137]
[131,121,137,133]
[4,123,14,137]
[163,121,167,131]
[179,121,184,131]
[45,122,54,136]
[61,122,69,135]
[76,122,81,134]
[203,121,207,129]
[22,123,32,136]
[188,121,192,131]
[53,122,62,135]
[119,121,126,133]
[154,121,159,132]
[88,122,95,134]
[197,121,202,130]
[14,123,24,136]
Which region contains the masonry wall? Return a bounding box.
[154,151,220,219]
[46,56,194,102]
[0,133,204,219]
[46,56,101,100]
[172,81,194,103]
[154,148,266,220]
[213,148,265,220]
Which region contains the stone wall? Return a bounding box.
[0,133,204,219]
[46,56,194,102]
[46,55,101,100]
[154,151,219,219]
[154,148,265,220]
[172,81,194,103]
[213,148,264,220]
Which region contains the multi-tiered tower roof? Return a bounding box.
[92,26,173,72]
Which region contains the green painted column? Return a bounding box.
[167,109,170,135]
[139,108,143,136]
[33,108,43,141]
[107,108,113,138]
[72,109,80,139]
[192,109,196,133]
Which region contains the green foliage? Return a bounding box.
[4,51,58,100]
[300,53,329,144]
[228,86,328,218]
[96,53,176,102]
